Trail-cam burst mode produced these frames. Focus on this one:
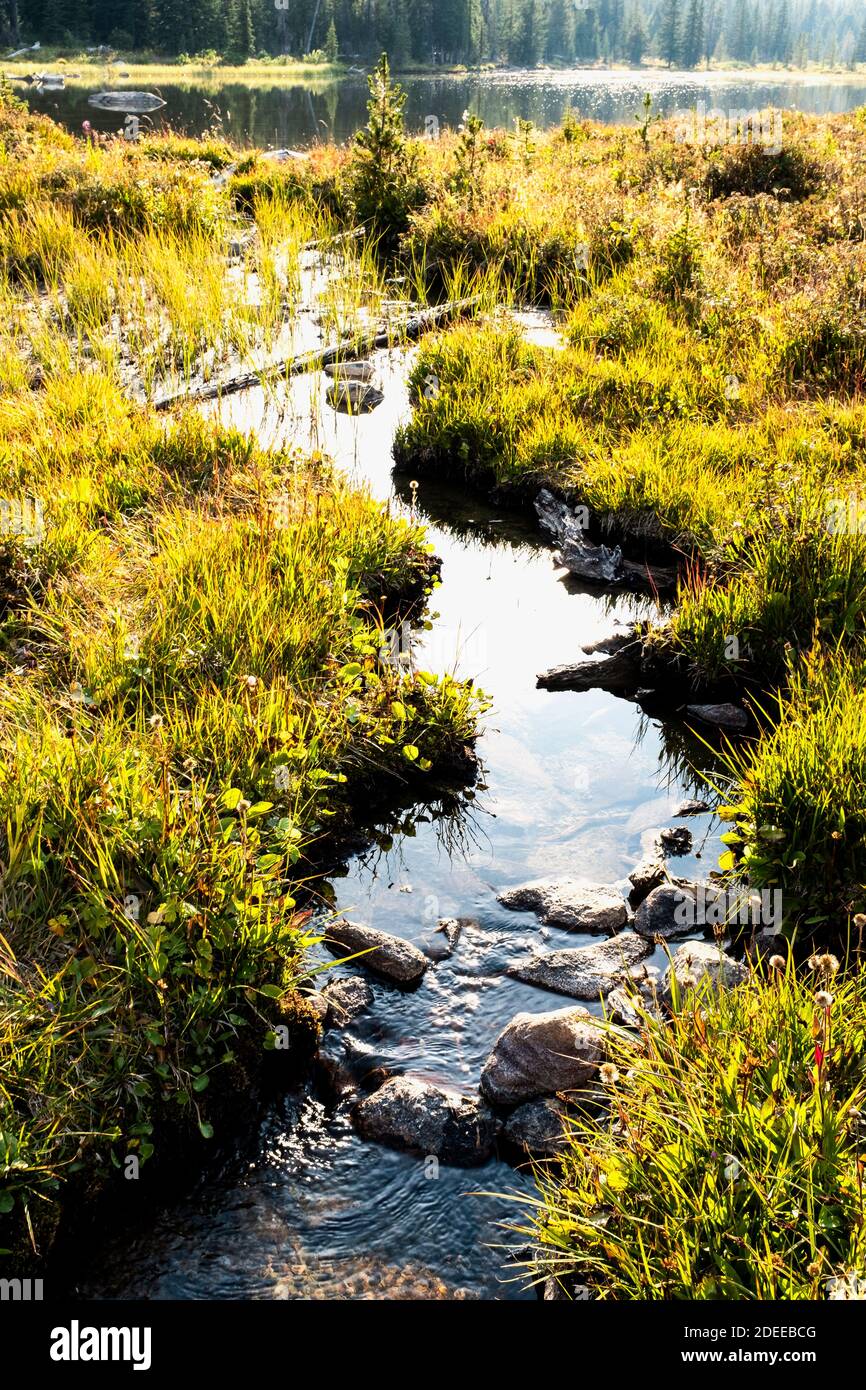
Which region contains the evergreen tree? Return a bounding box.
[325,18,339,60]
[625,3,647,64]
[681,0,704,66]
[659,0,681,66]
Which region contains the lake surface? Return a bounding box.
[25,67,866,147]
[68,336,731,1301]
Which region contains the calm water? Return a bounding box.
[69,339,730,1301]
[25,68,866,146]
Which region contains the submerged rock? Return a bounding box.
[507,932,652,1000]
[480,1005,607,1105]
[581,631,636,656]
[422,917,464,961]
[326,379,384,414]
[659,826,693,856]
[536,644,640,694]
[685,702,748,732]
[497,878,628,934]
[324,920,428,985]
[503,1097,572,1157]
[354,1076,498,1165]
[662,940,749,1005]
[321,974,374,1027]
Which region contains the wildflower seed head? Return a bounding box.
[768,954,785,972]
[815,952,840,977]
[242,674,258,690]
[599,1063,620,1086]
[237,798,251,814]
[148,713,163,729]
[815,990,834,1010]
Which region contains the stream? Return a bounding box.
[70,334,728,1301]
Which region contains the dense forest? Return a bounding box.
[7,0,866,68]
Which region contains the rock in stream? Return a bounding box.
[324,920,428,985]
[480,1006,608,1105]
[507,931,652,1000]
[497,878,628,933]
[354,1076,498,1166]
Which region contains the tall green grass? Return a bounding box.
[523,958,866,1300]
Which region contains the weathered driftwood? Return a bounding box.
[152,295,480,412]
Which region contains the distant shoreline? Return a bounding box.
[3,54,866,89]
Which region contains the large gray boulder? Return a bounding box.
[354,1077,498,1166]
[662,941,749,1005]
[480,1005,607,1106]
[507,932,652,1000]
[324,920,428,985]
[497,878,628,933]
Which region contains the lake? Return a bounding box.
[24,67,866,147]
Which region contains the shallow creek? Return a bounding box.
[73,337,727,1300]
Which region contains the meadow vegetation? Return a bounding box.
[0,83,480,1257]
[4,63,866,1299]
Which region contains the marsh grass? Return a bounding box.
[522,958,866,1299]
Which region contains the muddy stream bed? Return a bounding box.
[69,331,728,1301]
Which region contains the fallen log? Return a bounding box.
[152,295,480,412]
[537,643,642,693]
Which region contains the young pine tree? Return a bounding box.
[350,53,425,247]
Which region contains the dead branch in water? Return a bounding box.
[152,295,480,412]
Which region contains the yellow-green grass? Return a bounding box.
[521,954,866,1300]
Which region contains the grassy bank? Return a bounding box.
[524,955,866,1300]
[0,87,481,1259]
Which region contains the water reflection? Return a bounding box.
[26,70,866,146]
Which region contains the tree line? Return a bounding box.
[8,0,866,69]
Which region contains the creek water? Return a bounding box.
[24,67,866,146]
[70,331,731,1301]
